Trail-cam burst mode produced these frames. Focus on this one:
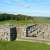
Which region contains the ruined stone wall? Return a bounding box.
[0,25,17,41]
[16,25,26,39]
[16,24,50,41]
[0,27,10,41]
[0,24,50,42]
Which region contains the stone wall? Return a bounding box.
[0,25,17,41]
[16,24,50,42]
[0,24,50,42]
[0,26,10,41]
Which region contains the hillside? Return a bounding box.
[0,13,50,25]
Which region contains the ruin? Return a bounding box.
[0,25,17,41]
[0,24,50,42]
[17,24,50,42]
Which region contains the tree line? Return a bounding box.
[0,13,33,21]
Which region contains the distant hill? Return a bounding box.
[0,13,33,21]
[0,13,50,23]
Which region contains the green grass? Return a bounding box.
[0,20,17,25]
[0,20,34,25]
[0,41,50,50]
[0,17,50,25]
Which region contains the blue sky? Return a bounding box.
[0,0,50,16]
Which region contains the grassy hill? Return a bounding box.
[0,17,50,25]
[0,13,50,25]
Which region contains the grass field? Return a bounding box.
[0,20,33,25]
[0,41,50,50]
[0,17,50,25]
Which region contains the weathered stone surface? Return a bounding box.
[0,25,17,41]
[16,24,50,42]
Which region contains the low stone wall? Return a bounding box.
[0,25,17,41]
[16,24,50,42]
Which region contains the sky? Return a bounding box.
[0,0,50,16]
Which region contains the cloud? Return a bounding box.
[17,3,32,9]
[0,0,50,16]
[16,0,33,9]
